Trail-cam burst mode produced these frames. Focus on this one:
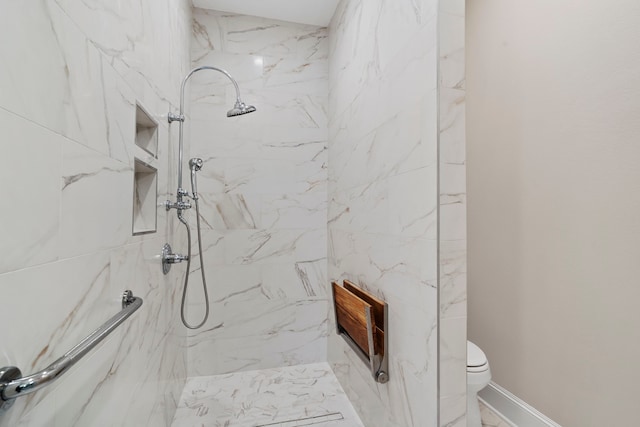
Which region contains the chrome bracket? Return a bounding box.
[122,290,135,309]
[167,112,185,123]
[0,366,22,412]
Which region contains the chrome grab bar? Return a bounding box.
[0,290,143,411]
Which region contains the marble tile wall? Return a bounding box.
[438,0,467,425]
[327,1,441,426]
[0,1,191,426]
[185,9,329,376]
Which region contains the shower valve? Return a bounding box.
[164,253,189,264]
[165,200,192,211]
[161,243,188,274]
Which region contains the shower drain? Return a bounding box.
[255,412,345,426]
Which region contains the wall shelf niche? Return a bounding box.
[135,102,158,158]
[132,159,157,235]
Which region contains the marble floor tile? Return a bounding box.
[480,401,514,427]
[171,363,364,427]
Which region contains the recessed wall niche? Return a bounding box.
[132,159,157,235]
[135,102,158,157]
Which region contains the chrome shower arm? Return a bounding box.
[178,66,242,116]
[171,66,243,192]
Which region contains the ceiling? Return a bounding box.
[192,0,341,27]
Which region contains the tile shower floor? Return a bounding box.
[171,363,364,427]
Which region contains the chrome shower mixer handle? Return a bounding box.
[166,187,193,210]
[165,200,192,211]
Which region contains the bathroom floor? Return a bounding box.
[171,363,364,427]
[480,402,513,427]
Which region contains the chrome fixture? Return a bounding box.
[166,66,256,217]
[227,100,257,117]
[0,291,143,410]
[161,243,188,275]
[165,199,191,211]
[189,158,203,200]
[166,66,255,330]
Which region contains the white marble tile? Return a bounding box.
[0,1,104,153]
[261,192,327,229]
[437,2,467,424]
[172,363,363,427]
[329,230,438,296]
[194,192,262,230]
[59,141,132,259]
[189,298,328,341]
[100,60,138,164]
[0,108,62,275]
[440,395,467,427]
[221,229,297,265]
[55,0,192,109]
[329,21,437,130]
[263,56,329,96]
[188,329,328,376]
[194,10,328,60]
[187,258,326,306]
[224,156,322,195]
[329,98,437,194]
[190,51,264,90]
[440,240,467,319]
[261,128,328,164]
[480,402,513,427]
[187,263,262,307]
[329,166,437,243]
[329,181,390,235]
[195,228,320,270]
[387,167,439,239]
[263,258,328,299]
[438,2,466,91]
[188,119,263,159]
[439,317,467,398]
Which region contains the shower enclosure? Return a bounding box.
[0,2,466,426]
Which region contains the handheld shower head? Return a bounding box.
[227,100,257,117]
[189,158,203,199]
[189,157,203,172]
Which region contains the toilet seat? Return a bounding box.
[467,341,487,368]
[467,363,489,373]
[466,340,492,427]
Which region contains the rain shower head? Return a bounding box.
[227,100,257,117]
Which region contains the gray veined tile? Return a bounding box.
[59,141,133,259]
[172,363,363,427]
[0,108,62,274]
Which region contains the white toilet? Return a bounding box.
[467,341,491,427]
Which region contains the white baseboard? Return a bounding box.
[478,382,562,427]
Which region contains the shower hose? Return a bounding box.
[177,197,210,329]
